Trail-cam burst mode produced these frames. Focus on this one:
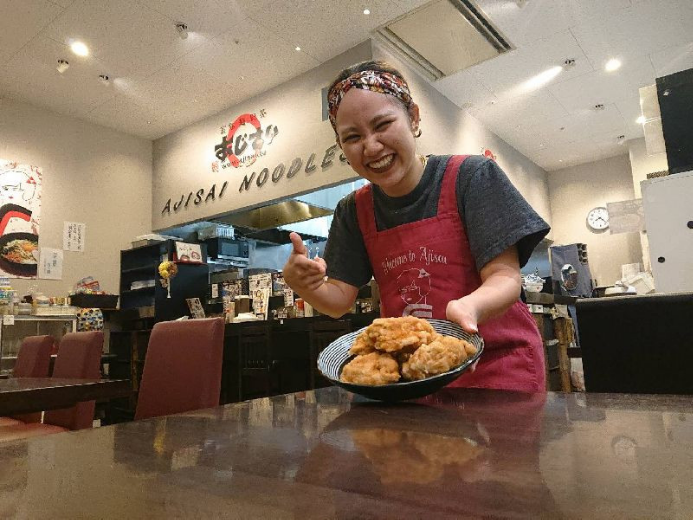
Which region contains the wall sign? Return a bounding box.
[39,247,63,280]
[63,221,86,252]
[162,144,347,216]
[607,199,645,234]
[213,111,279,170]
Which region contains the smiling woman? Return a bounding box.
[282,60,552,393]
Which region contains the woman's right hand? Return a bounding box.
[282,232,327,294]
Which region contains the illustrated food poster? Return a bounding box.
[0,161,42,278]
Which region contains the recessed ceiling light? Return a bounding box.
[56,59,69,73]
[605,58,622,72]
[363,8,371,15]
[295,46,301,51]
[636,116,646,124]
[175,23,189,40]
[70,41,89,57]
[98,74,109,85]
[147,121,151,125]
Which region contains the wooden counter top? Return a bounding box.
[2,387,692,518]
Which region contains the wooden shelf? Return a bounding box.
[121,266,156,274]
[121,287,155,295]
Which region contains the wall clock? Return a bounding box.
[587,206,609,231]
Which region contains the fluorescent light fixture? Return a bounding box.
[175,23,189,39]
[521,65,562,92]
[605,58,622,72]
[636,116,646,124]
[295,46,301,51]
[70,41,89,57]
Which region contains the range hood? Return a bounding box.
[211,200,332,244]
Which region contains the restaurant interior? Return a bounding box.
[0,0,692,517]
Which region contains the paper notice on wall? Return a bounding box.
[39,248,63,280]
[63,222,86,251]
[607,199,645,234]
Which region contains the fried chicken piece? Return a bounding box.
[462,339,478,357]
[351,428,484,485]
[365,316,435,353]
[414,433,483,467]
[349,330,375,355]
[401,335,469,381]
[341,352,400,386]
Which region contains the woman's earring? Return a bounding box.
[414,128,422,138]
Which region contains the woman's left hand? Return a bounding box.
[446,297,480,373]
[446,297,479,335]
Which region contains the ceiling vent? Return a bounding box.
[375,0,513,81]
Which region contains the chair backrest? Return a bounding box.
[135,318,225,420]
[43,331,104,430]
[576,293,693,394]
[11,335,55,422]
[13,335,54,377]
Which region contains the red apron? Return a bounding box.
[354,155,545,392]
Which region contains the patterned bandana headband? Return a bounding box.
[327,70,413,132]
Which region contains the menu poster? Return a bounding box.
[252,287,271,320]
[63,221,86,252]
[0,160,43,279]
[186,298,206,319]
[249,273,272,293]
[175,242,203,263]
[607,199,645,234]
[222,280,243,299]
[283,287,294,307]
[39,247,63,280]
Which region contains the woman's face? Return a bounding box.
[335,88,421,197]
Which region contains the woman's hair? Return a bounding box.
[327,60,413,113]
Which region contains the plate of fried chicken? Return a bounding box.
[318,316,484,401]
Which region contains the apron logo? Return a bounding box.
[382,247,447,275]
[398,268,433,318]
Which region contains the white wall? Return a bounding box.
[372,42,553,232]
[547,154,642,286]
[0,97,152,295]
[627,137,669,271]
[628,137,669,199]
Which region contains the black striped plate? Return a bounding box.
[318,319,484,402]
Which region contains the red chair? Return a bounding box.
[135,318,224,420]
[0,331,103,442]
[13,335,54,378]
[0,335,55,426]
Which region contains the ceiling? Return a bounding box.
[1,0,692,172]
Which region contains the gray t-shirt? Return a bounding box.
[324,155,550,288]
